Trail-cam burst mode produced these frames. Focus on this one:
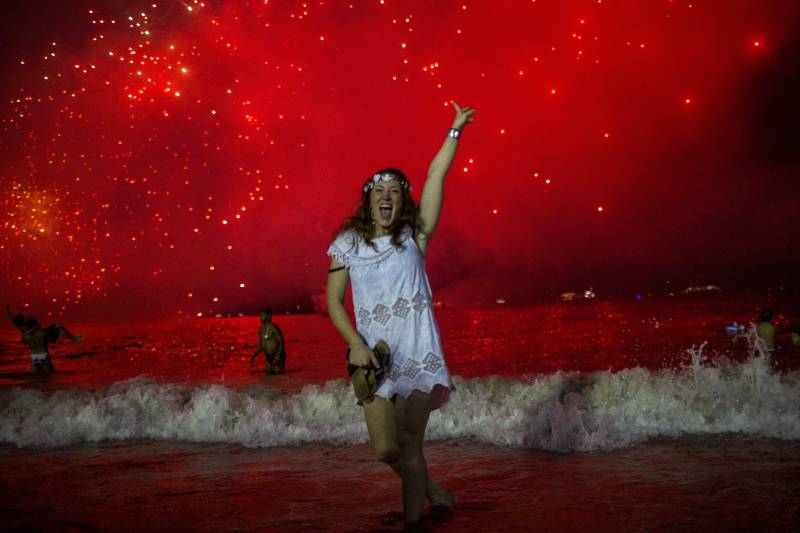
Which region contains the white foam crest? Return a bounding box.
[1,346,798,451]
[430,339,800,452]
[0,378,368,448]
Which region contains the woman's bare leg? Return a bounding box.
[393,390,436,523]
[364,396,401,465]
[363,397,452,508]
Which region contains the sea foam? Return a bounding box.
[1,343,798,451]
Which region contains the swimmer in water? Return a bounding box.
[6,305,84,374]
[250,309,286,374]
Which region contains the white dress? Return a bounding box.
[328,226,453,410]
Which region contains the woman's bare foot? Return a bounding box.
[428,487,454,521]
[428,484,453,507]
[382,511,404,525]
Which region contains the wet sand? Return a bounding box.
[2,436,798,532]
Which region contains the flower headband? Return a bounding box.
[363,172,412,193]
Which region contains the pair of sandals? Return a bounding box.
[347,340,391,404]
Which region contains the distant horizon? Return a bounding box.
[6,285,797,327]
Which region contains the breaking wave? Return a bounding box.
[1,341,798,452]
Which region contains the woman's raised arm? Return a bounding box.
[417,102,475,255]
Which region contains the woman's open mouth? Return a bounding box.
[379,204,393,222]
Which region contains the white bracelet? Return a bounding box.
[447,128,462,140]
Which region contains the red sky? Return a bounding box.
[2,0,799,320]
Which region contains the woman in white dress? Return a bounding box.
[327,102,475,528]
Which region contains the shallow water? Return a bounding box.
[1,296,799,530]
[2,297,798,390]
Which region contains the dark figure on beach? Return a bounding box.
[6,305,84,374]
[250,309,286,374]
[326,102,475,529]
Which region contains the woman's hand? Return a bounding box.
[348,341,379,368]
[451,102,476,130]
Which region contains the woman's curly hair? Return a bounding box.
[336,168,420,249]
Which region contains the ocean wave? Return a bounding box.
[1,345,798,451]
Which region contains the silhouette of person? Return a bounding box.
[250,309,286,374]
[6,305,84,374]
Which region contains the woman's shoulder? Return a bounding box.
[327,228,360,266]
[329,228,359,251]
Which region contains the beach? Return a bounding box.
[1,297,799,531]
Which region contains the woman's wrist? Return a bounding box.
[348,337,367,350]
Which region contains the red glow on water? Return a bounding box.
[2,299,797,390]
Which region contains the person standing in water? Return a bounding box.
[326,102,475,529]
[250,309,286,374]
[6,305,84,374]
[756,308,777,351]
[732,308,800,353]
[756,308,800,352]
